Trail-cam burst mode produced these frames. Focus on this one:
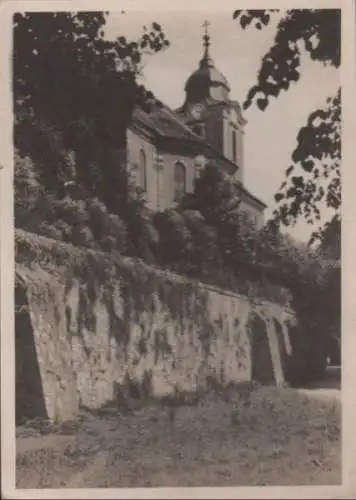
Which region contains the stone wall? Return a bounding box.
[15,231,296,423]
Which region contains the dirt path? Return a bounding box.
[297,388,341,402]
[297,366,341,402]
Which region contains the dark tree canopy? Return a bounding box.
[233,9,340,110]
[14,11,169,259]
[14,11,169,208]
[233,9,341,244]
[274,89,340,230]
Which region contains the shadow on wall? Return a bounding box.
[15,283,47,425]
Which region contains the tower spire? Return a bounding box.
[201,20,212,67]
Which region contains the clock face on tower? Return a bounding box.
[190,104,204,120]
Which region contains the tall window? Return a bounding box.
[174,162,186,202]
[192,123,205,138]
[232,129,237,164]
[138,149,147,191]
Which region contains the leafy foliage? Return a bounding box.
[14,11,169,260]
[154,209,194,270]
[14,12,169,203]
[273,90,341,240]
[233,9,341,243]
[233,9,340,110]
[181,210,221,278]
[155,163,289,302]
[14,151,127,253]
[178,165,253,273]
[317,215,341,260]
[181,163,241,223]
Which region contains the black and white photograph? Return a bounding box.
[0,0,354,497]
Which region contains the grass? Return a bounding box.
[16,385,341,488]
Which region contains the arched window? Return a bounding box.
[232,129,237,164]
[138,149,147,191]
[174,162,186,202]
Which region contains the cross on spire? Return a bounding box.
[202,20,211,63]
[202,20,210,48]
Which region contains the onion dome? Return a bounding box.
[184,21,230,103]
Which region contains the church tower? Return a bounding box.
[176,21,246,183]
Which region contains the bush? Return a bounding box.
[154,209,194,270]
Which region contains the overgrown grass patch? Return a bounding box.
[230,386,340,439]
[16,385,341,488]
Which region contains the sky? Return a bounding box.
[104,8,339,242]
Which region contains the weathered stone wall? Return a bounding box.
[16,265,79,422]
[15,231,296,423]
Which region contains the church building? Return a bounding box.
[126,23,266,227]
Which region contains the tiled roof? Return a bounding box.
[132,102,235,171]
[132,102,204,142]
[236,183,267,209]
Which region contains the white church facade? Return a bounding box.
[125,24,266,227]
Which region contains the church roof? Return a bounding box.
[132,102,204,142]
[130,103,266,209]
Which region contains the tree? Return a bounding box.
[275,89,340,244]
[14,11,169,209]
[180,162,241,224]
[256,222,340,384]
[233,9,341,241]
[153,209,194,271]
[178,163,262,287]
[180,210,221,278]
[14,11,169,260]
[317,213,341,260]
[14,150,49,232]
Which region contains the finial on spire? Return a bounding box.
[202,20,211,58]
[203,20,210,37]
